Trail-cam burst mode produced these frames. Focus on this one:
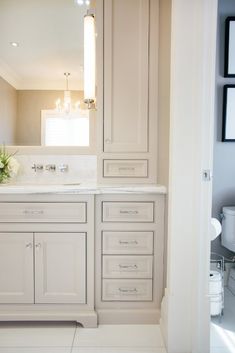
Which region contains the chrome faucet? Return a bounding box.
[45,164,56,172]
[32,164,44,172]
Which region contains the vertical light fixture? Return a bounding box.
[84,11,96,109]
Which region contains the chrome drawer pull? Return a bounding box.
[118,287,138,293]
[119,264,138,269]
[119,210,138,215]
[35,243,42,249]
[23,210,44,215]
[119,240,138,245]
[118,167,135,171]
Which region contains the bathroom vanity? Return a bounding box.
[0,185,165,327]
[0,0,164,329]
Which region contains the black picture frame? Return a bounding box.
[222,85,235,141]
[224,17,235,77]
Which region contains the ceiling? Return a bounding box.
[0,0,87,90]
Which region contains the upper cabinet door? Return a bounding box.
[0,233,34,304]
[104,0,149,153]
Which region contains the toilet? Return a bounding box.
[221,206,235,252]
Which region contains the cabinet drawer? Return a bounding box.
[0,203,87,223]
[102,202,154,223]
[103,160,148,178]
[103,255,153,279]
[102,231,153,254]
[102,279,152,301]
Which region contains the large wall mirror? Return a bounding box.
[0,0,96,152]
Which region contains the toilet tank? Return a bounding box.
[222,206,235,252]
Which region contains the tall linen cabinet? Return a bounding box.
[97,0,159,183]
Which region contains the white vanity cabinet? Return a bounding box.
[0,189,165,326]
[0,232,86,305]
[95,193,165,324]
[0,194,97,328]
[34,232,86,304]
[0,233,34,304]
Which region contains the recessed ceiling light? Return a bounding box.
[75,0,84,5]
[10,42,19,47]
[75,0,90,5]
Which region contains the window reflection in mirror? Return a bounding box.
[41,110,89,147]
[0,0,93,148]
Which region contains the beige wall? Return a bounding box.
[158,0,171,290]
[0,76,17,145]
[157,0,171,187]
[16,90,84,145]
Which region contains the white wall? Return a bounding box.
[161,0,217,352]
[212,0,235,259]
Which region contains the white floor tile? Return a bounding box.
[211,323,226,348]
[211,288,235,353]
[211,348,235,353]
[72,348,166,353]
[73,325,164,348]
[0,322,76,347]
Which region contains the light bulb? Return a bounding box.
[64,90,71,114]
[55,99,61,112]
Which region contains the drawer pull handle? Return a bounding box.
[35,243,42,249]
[119,264,138,270]
[119,210,138,215]
[23,210,44,215]
[119,240,138,245]
[118,167,135,171]
[118,287,138,293]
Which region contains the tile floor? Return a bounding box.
[0,323,166,353]
[3,292,235,353]
[211,287,235,353]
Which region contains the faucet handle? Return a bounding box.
[45,164,56,172]
[58,164,69,173]
[32,164,44,172]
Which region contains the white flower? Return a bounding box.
[0,161,4,169]
[7,157,20,175]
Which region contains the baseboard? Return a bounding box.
[97,309,160,324]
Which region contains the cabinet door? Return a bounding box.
[34,233,86,304]
[103,0,149,153]
[0,233,34,303]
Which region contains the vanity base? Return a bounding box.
[97,309,160,325]
[0,309,98,328]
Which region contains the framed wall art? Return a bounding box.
[224,17,235,77]
[222,85,235,141]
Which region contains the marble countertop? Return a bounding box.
[0,182,167,195]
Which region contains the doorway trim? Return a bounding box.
[160,0,218,352]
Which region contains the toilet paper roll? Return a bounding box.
[211,218,222,241]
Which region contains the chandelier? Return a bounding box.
[55,73,81,114]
